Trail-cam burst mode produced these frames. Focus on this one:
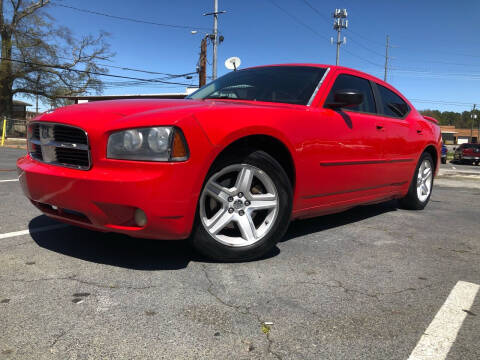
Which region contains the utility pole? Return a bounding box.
[478,105,480,144]
[332,9,348,66]
[212,0,218,80]
[384,35,390,82]
[199,37,207,87]
[471,104,477,142]
[203,1,225,80]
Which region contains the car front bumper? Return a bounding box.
[17,155,202,240]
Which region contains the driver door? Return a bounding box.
[300,72,388,206]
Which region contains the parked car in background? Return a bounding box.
[453,143,480,165]
[441,142,448,164]
[17,64,441,261]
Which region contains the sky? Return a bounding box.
[22,0,480,112]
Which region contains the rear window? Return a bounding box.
[377,84,409,118]
[463,144,480,149]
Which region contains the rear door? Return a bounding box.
[371,82,419,186]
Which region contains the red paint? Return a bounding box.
[17,64,441,239]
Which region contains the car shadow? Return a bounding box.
[28,215,280,270]
[282,200,398,242]
[29,200,398,269]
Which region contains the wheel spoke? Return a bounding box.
[249,195,277,211]
[207,210,233,235]
[421,184,428,195]
[417,175,423,186]
[235,167,254,194]
[204,207,225,228]
[423,166,432,180]
[206,181,230,203]
[237,214,257,242]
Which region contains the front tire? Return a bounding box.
[191,150,292,261]
[399,152,434,210]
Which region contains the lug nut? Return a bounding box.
[244,200,250,206]
[239,210,245,216]
[228,196,234,202]
[238,192,244,198]
[228,208,234,213]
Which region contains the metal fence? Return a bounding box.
[2,118,28,138]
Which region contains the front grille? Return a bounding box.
[33,143,43,161]
[55,147,90,168]
[54,125,88,144]
[29,122,91,170]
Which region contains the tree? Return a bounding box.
[0,0,112,118]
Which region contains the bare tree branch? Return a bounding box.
[1,0,111,116]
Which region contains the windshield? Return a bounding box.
[187,66,327,105]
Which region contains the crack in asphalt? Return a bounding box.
[290,279,436,301]
[200,264,282,360]
[50,327,72,349]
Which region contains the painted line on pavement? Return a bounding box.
[408,280,479,360]
[0,179,18,183]
[0,224,69,240]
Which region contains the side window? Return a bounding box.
[325,74,376,113]
[377,84,409,118]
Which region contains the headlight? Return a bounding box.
[107,126,189,162]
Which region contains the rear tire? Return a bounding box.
[399,152,434,210]
[191,150,292,261]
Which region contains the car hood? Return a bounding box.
[35,98,299,131]
[37,99,210,127]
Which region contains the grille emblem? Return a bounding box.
[39,124,54,145]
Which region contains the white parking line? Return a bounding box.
[0,224,69,240]
[408,281,479,360]
[0,179,18,183]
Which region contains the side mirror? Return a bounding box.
[326,89,363,109]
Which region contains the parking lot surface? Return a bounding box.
[1,147,479,359]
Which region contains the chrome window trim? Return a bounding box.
[28,122,92,170]
[307,67,330,106]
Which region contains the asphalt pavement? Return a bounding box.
[1,147,479,359]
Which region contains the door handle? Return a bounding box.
[417,129,423,135]
[376,124,384,130]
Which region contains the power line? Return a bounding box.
[300,0,386,57]
[391,68,480,81]
[267,0,383,68]
[57,57,197,78]
[0,57,195,86]
[409,98,477,106]
[266,0,329,41]
[54,3,211,31]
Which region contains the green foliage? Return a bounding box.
[420,109,478,128]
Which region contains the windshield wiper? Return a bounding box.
[204,96,243,100]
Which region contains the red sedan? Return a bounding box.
[17,64,441,261]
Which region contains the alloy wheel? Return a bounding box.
[199,164,279,247]
[416,159,433,202]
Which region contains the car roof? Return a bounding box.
[245,63,387,86]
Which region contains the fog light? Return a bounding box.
[134,209,147,227]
